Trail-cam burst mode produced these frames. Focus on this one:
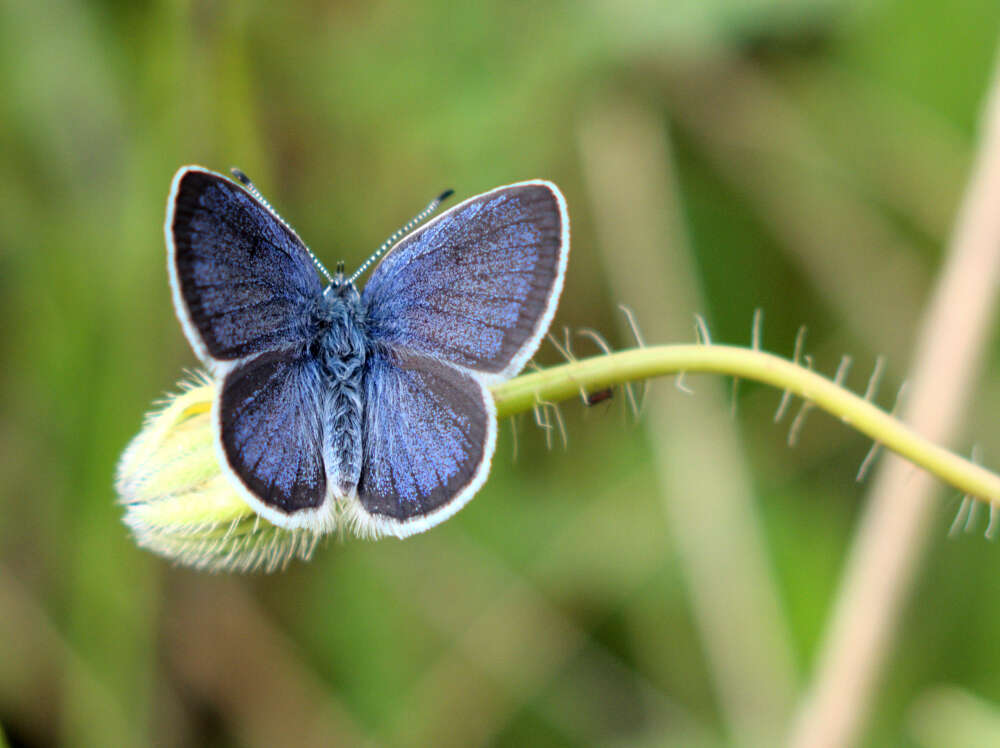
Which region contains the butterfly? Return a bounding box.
[165,167,569,538]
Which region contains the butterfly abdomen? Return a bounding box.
[325,371,364,496]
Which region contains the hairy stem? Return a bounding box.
[493,346,1000,504]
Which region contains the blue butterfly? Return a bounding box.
[166,167,569,538]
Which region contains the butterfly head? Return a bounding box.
[324,260,361,304]
[309,261,367,374]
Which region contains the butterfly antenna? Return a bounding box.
[348,189,454,284]
[231,168,335,284]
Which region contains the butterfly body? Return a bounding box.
[166,167,568,538]
[307,277,368,496]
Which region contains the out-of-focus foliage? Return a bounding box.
[2,0,1000,746]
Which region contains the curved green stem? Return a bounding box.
[493,345,1000,504]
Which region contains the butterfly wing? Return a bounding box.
[345,346,496,538]
[361,181,569,383]
[167,167,323,369]
[215,348,337,531]
[167,167,335,529]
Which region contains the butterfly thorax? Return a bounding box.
[308,279,368,497]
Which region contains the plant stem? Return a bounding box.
[494,345,1000,505]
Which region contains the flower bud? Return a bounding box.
[116,373,321,572]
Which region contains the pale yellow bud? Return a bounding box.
[115,373,321,572]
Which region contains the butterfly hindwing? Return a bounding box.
[216,348,336,530]
[361,181,569,383]
[167,167,322,365]
[346,345,496,538]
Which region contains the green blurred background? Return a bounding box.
[3,0,1000,746]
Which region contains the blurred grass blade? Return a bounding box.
[788,42,1000,748]
[578,95,797,746]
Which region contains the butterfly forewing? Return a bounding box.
[167,168,322,364]
[361,181,568,383]
[347,346,496,538]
